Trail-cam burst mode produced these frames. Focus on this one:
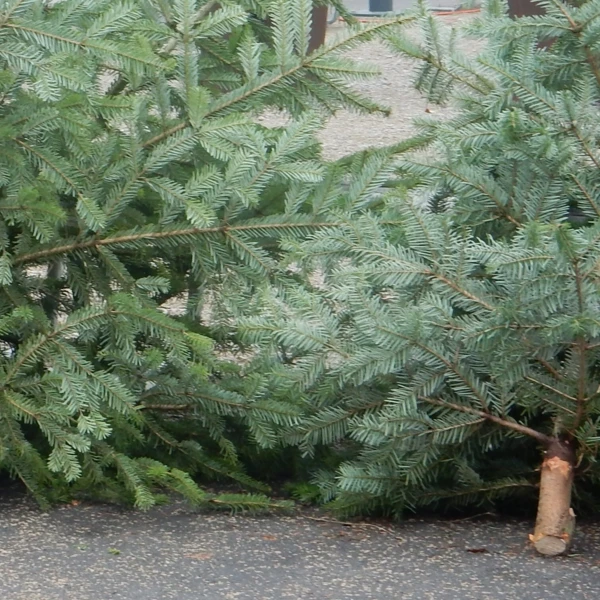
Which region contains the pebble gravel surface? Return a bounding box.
[1,492,600,600]
[318,14,478,159]
[3,15,600,600]
[259,15,477,159]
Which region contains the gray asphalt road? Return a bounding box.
[1,492,599,600]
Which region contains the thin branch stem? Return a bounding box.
[524,376,578,405]
[419,396,553,446]
[572,260,588,429]
[572,175,600,217]
[13,222,333,265]
[535,356,564,381]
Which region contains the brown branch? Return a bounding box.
[584,47,600,89]
[14,218,405,266]
[141,404,196,411]
[570,125,600,170]
[433,272,494,311]
[524,376,578,405]
[571,260,589,429]
[143,123,187,149]
[535,356,564,381]
[571,175,600,217]
[419,396,553,446]
[12,221,346,265]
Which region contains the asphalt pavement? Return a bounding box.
[1,491,599,600]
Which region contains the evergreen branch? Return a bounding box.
[141,390,246,411]
[195,39,239,70]
[464,324,544,342]
[479,59,556,112]
[432,272,494,312]
[223,231,272,273]
[584,47,600,90]
[570,124,600,170]
[389,39,490,96]
[523,376,578,406]
[359,247,494,310]
[407,161,521,226]
[546,0,600,89]
[12,222,333,265]
[2,310,107,384]
[3,22,84,48]
[363,313,492,412]
[103,174,144,225]
[419,396,553,445]
[571,259,589,427]
[0,0,28,25]
[14,139,83,197]
[571,175,600,217]
[536,395,578,417]
[143,417,179,448]
[2,390,39,419]
[417,417,486,438]
[142,17,414,148]
[536,356,564,381]
[4,22,163,69]
[206,496,290,511]
[13,220,402,265]
[547,0,578,28]
[377,416,487,443]
[51,339,136,414]
[109,308,185,336]
[142,123,187,149]
[332,135,432,168]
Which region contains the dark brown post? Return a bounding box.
[506,0,554,49]
[308,6,328,53]
[216,3,329,54]
[506,0,545,17]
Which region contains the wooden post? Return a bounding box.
[309,6,328,53]
[506,0,546,17]
[506,0,554,48]
[530,439,577,556]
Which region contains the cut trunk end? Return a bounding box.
[530,439,576,556]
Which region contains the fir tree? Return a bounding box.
[240,0,600,554]
[0,0,411,509]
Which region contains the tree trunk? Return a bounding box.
[530,439,576,556]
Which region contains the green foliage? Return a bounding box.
[0,0,414,508]
[240,0,600,517]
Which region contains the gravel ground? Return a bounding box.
[316,13,478,159]
[1,492,600,600]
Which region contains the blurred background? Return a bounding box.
[340,0,465,12]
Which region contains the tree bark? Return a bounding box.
[530,438,576,556]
